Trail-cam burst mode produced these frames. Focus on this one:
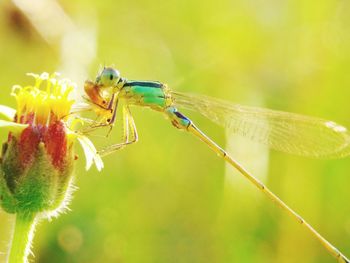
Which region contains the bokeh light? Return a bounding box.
[1,0,350,262]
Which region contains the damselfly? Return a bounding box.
[82,67,350,262]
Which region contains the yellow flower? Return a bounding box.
[0,72,103,216]
[0,72,103,171]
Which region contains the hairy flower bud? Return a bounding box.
[0,73,103,218]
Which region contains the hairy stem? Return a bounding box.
[8,213,37,263]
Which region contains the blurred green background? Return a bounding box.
[1,0,350,262]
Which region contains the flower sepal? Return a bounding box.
[0,125,75,217]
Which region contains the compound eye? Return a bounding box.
[97,67,121,87]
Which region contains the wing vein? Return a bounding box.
[172,91,350,158]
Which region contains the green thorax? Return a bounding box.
[119,80,173,111]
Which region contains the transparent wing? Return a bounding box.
[172,91,350,158]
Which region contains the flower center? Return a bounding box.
[12,73,76,126]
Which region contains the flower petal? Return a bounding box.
[0,105,16,120]
[0,120,28,133]
[75,133,104,171]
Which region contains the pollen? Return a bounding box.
[11,72,76,126]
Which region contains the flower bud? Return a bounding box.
[0,73,102,218]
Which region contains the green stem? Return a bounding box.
[8,213,37,263]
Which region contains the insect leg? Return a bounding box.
[82,98,119,134]
[98,105,138,157]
